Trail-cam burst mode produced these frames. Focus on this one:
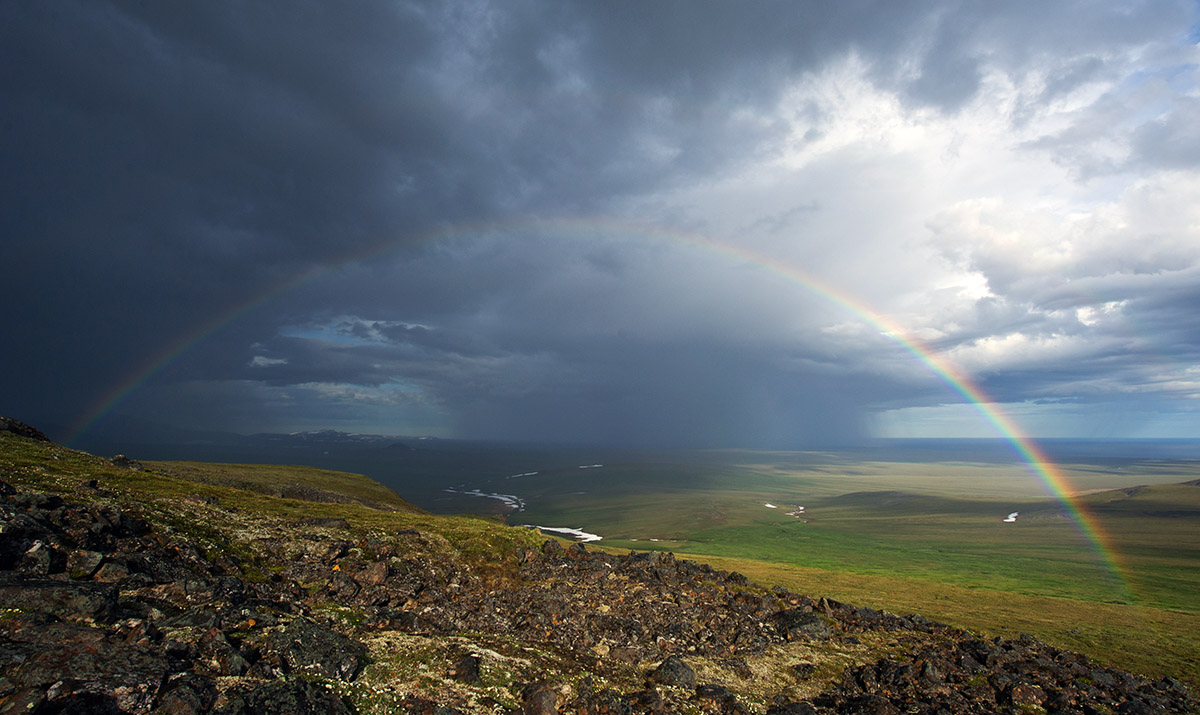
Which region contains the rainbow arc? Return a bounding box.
[67,216,1133,601]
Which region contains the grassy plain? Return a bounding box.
[494,448,1200,685]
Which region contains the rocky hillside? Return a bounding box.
[0,419,1196,714]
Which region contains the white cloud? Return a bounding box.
[604,39,1200,438]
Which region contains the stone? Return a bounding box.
[109,454,143,470]
[66,550,105,579]
[213,678,350,714]
[648,655,695,688]
[354,560,389,587]
[1005,682,1046,708]
[155,674,218,715]
[260,618,368,681]
[772,608,832,641]
[92,560,130,583]
[449,654,482,685]
[1,620,168,713]
[0,577,117,623]
[520,681,558,715]
[0,418,50,442]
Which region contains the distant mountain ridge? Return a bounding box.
[68,415,430,451]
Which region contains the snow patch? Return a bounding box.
[526,525,602,542]
[444,488,525,511]
[764,503,778,509]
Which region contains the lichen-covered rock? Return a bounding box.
[0,577,118,623]
[0,618,169,712]
[212,678,350,714]
[259,618,368,681]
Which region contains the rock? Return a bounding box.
[627,688,664,713]
[354,560,389,587]
[92,559,130,583]
[568,686,633,715]
[648,655,696,688]
[1005,682,1046,707]
[0,417,50,442]
[155,674,218,715]
[1116,700,1159,715]
[449,654,482,685]
[0,577,118,623]
[696,684,750,714]
[198,627,250,676]
[19,540,57,576]
[260,618,368,681]
[109,454,143,470]
[1,620,169,713]
[772,608,832,641]
[844,694,901,714]
[40,688,129,714]
[66,550,105,579]
[213,678,351,714]
[519,681,558,715]
[0,688,46,714]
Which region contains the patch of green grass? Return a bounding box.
[507,449,1200,687]
[684,552,1200,688]
[146,460,422,512]
[0,433,542,589]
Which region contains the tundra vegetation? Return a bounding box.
[505,451,1200,685]
[0,421,1197,713]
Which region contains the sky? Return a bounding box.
[2,1,1199,448]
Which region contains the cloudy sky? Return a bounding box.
[3,1,1199,448]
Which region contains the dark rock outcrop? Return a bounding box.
[0,417,50,442]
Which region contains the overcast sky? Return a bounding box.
[3,1,1199,448]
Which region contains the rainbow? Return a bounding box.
[66,216,1132,600]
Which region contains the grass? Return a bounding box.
[147,460,421,511]
[512,451,1200,687]
[5,431,1197,689]
[0,432,543,585]
[683,553,1200,687]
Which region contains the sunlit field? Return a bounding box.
[421,445,1200,684]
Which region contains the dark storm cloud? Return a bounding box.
[3,1,1198,444]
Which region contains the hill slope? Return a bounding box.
[0,421,1196,714]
